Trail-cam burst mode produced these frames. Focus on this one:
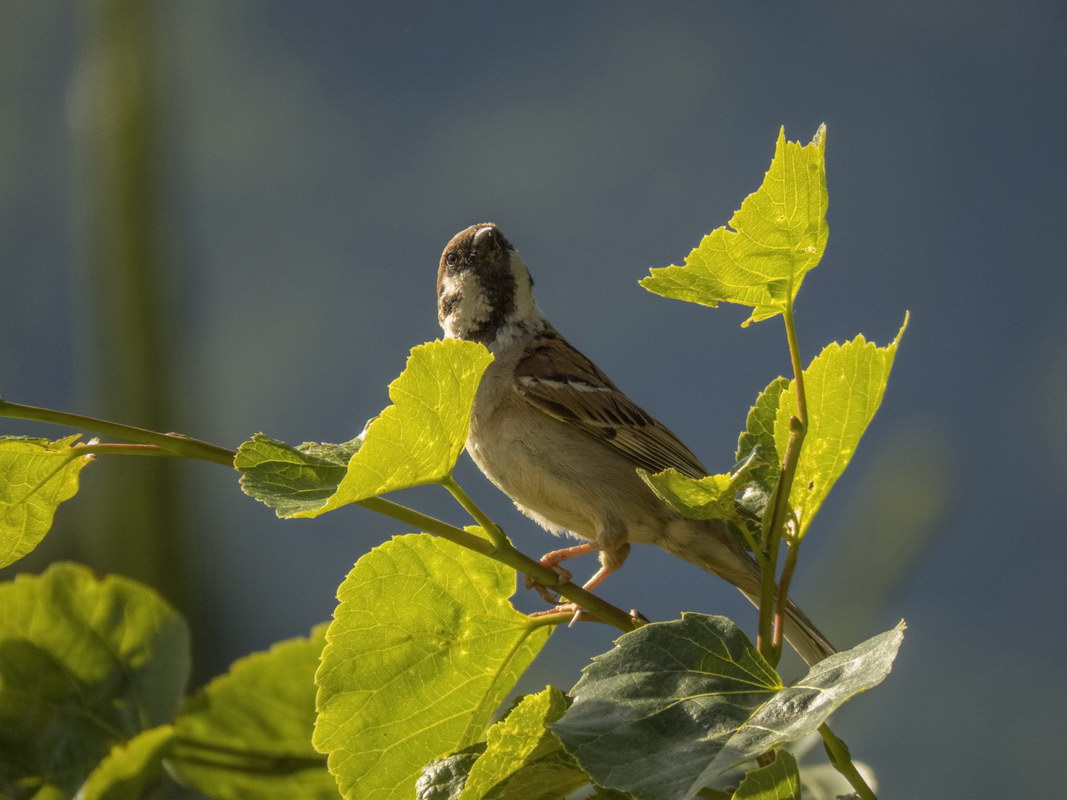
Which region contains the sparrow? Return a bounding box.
[437,222,834,666]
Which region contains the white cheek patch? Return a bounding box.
[508,254,537,321]
[440,273,492,339]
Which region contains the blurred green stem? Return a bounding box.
[74,0,191,612]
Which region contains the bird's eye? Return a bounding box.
[445,252,459,266]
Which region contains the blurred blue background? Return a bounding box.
[3,2,1065,796]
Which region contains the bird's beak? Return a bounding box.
[472,225,497,258]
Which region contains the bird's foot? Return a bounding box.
[528,602,588,627]
[524,563,572,604]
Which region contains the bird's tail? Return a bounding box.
[662,518,836,667]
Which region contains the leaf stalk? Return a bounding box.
[440,475,511,551]
[819,724,878,800]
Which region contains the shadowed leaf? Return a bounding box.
[552,614,903,800]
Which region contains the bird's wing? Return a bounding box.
[513,329,707,480]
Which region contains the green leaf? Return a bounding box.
[416,744,487,800]
[775,316,908,536]
[314,534,551,800]
[638,454,756,523]
[0,563,190,798]
[0,435,93,568]
[235,339,492,519]
[168,624,337,800]
[458,687,588,800]
[75,725,175,800]
[236,435,362,518]
[641,126,828,326]
[732,751,801,800]
[552,614,903,800]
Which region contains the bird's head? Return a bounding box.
[437,223,539,344]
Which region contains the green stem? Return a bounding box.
[819,724,878,800]
[782,304,808,427]
[441,475,511,551]
[772,532,801,657]
[757,306,809,665]
[0,399,235,465]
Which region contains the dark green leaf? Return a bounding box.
[416,744,487,800]
[0,563,189,798]
[736,377,789,489]
[315,534,551,800]
[168,625,337,799]
[552,614,903,800]
[236,434,361,518]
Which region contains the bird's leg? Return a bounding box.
[524,542,599,602]
[528,542,631,626]
[580,541,630,592]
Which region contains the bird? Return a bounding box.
[437,222,834,666]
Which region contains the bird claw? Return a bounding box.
[524,564,572,605]
[528,602,588,627]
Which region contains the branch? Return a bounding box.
[1,398,641,633]
[0,399,235,466]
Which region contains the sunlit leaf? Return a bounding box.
[732,751,800,800]
[458,687,587,800]
[0,435,93,567]
[75,726,175,800]
[168,625,337,799]
[641,126,828,325]
[775,316,908,535]
[0,563,189,797]
[235,340,492,519]
[552,614,903,800]
[314,533,551,800]
[639,453,756,523]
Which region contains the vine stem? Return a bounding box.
[0,399,235,465]
[1,397,640,633]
